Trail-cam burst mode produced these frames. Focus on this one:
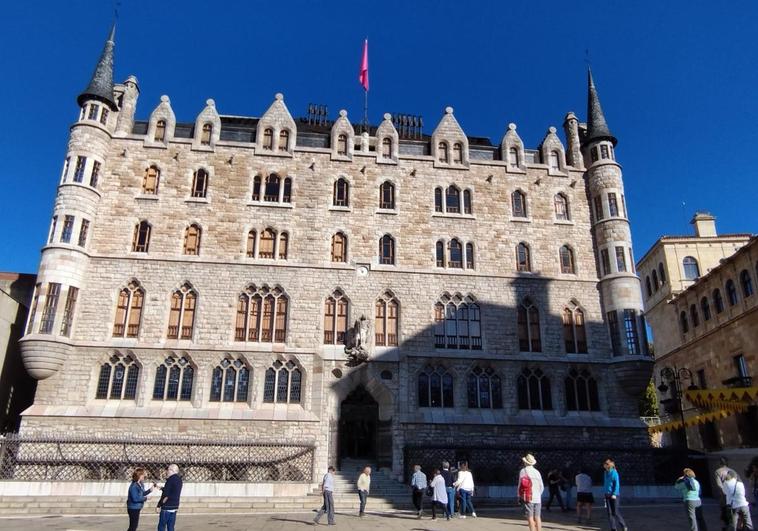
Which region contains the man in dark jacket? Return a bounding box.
[441,461,455,518]
[158,464,183,531]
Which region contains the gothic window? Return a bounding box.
[262,128,274,150]
[48,216,57,244]
[153,355,194,401]
[278,232,289,260]
[246,229,257,257]
[379,181,395,209]
[77,219,89,247]
[518,298,541,352]
[88,103,100,120]
[517,367,552,410]
[259,229,276,258]
[740,270,754,297]
[331,232,347,263]
[337,134,348,156]
[512,190,527,218]
[690,304,700,327]
[600,144,610,159]
[645,276,652,297]
[375,291,399,347]
[73,156,87,183]
[433,293,482,350]
[333,178,349,207]
[680,311,689,333]
[379,234,395,265]
[683,256,700,280]
[559,245,575,274]
[200,123,212,145]
[61,215,75,243]
[435,240,444,267]
[608,193,619,217]
[509,147,519,169]
[726,279,738,306]
[438,142,449,163]
[562,302,587,353]
[235,285,288,343]
[283,177,292,202]
[607,310,622,356]
[155,120,166,142]
[279,129,290,151]
[167,283,197,340]
[652,270,659,292]
[713,288,725,314]
[601,249,611,276]
[658,262,667,283]
[554,193,569,221]
[549,150,560,171]
[448,238,463,268]
[61,157,70,183]
[623,309,642,354]
[263,360,302,404]
[100,107,109,126]
[324,289,348,345]
[418,366,454,408]
[445,185,461,213]
[465,242,475,269]
[516,242,531,272]
[565,368,600,411]
[113,281,145,338]
[143,166,160,194]
[701,296,711,321]
[209,358,250,402]
[132,221,151,253]
[95,352,140,400]
[467,367,502,409]
[59,287,79,337]
[382,137,392,158]
[463,190,472,215]
[251,175,262,201]
[90,161,101,188]
[183,224,201,256]
[434,187,443,213]
[191,169,208,198]
[452,143,463,164]
[593,196,604,221]
[615,246,627,272]
[264,174,281,202]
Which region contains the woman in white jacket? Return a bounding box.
[430,469,450,520]
[453,461,477,518]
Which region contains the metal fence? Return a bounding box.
[0,434,315,482]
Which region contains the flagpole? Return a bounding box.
[364,88,368,134]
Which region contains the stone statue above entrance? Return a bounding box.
[345,315,371,366]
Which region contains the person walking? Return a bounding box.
[723,470,753,531]
[314,466,336,526]
[518,454,544,531]
[675,468,708,531]
[546,468,566,512]
[603,458,628,531]
[356,466,371,517]
[441,461,456,519]
[410,464,427,518]
[715,457,738,531]
[157,464,182,531]
[453,461,477,518]
[562,461,574,511]
[126,467,154,531]
[430,468,450,521]
[746,459,758,508]
[575,467,594,525]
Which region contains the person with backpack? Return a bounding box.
[603,458,628,531]
[453,461,477,518]
[518,454,544,531]
[575,467,594,525]
[722,469,754,531]
[675,468,708,531]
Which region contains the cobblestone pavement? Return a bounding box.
[0,502,752,531]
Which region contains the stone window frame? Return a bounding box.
[166,282,198,341]
[433,292,482,351]
[516,241,532,272]
[553,192,570,222]
[112,279,145,339]
[152,353,196,403]
[263,358,304,405]
[467,366,503,409]
[209,355,253,405]
[564,367,600,412]
[190,167,210,200]
[244,226,290,261]
[142,164,161,195]
[558,244,577,275]
[562,300,588,354]
[131,220,152,253]
[332,177,351,208]
[93,351,142,402]
[182,223,202,256]
[323,288,350,346]
[511,189,529,220]
[517,366,552,411]
[417,365,455,408]
[330,231,348,263]
[249,173,294,205]
[517,297,542,353]
[375,290,400,347]
[378,233,396,266]
[234,284,289,344]
[432,185,475,217]
[378,180,396,210]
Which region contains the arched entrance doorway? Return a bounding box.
[339,386,379,463]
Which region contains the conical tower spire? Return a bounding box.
[77,23,118,110]
[584,68,616,146]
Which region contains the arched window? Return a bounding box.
[645,276,653,297]
[652,270,659,292]
[331,232,347,263]
[324,289,348,345]
[445,185,461,213]
[418,366,454,407]
[467,367,502,409]
[264,174,281,202]
[283,177,292,203]
[167,283,196,340]
[200,123,212,145]
[683,256,700,280]
[262,128,274,150]
[740,270,754,297]
[438,142,449,163]
[509,147,519,169]
[517,367,552,410]
[565,368,600,411]
[375,291,399,347]
[658,262,667,284]
[517,298,541,352]
[554,193,569,221]
[512,190,527,217]
[563,302,587,353]
[95,352,140,400]
[259,228,276,259]
[381,137,392,158]
[549,150,560,171]
[235,285,288,343]
[143,166,160,194]
[448,238,463,268]
[701,296,711,321]
[680,311,689,333]
[263,360,302,403]
[278,232,289,260]
[113,280,144,338]
[132,221,151,253]
[191,169,208,198]
[713,288,725,314]
[246,229,257,258]
[251,175,262,201]
[433,293,482,350]
[153,355,194,401]
[279,129,290,152]
[465,242,475,269]
[155,120,166,142]
[333,178,349,207]
[337,134,348,156]
[726,279,738,306]
[463,190,472,215]
[435,240,445,267]
[452,143,463,164]
[690,304,700,327]
[559,245,575,274]
[379,234,395,265]
[434,187,443,213]
[379,181,395,209]
[183,224,201,256]
[516,242,531,272]
[209,358,249,402]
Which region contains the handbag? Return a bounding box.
[426,486,434,497]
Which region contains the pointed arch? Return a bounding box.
[517,297,541,352]
[191,168,208,198]
[132,220,151,253]
[563,300,587,353]
[512,190,527,217]
[516,242,531,272]
[379,234,395,265]
[559,245,575,274]
[324,289,349,345]
[167,282,197,340]
[113,280,144,338]
[333,177,349,207]
[142,165,160,195]
[379,180,395,209]
[183,224,202,256]
[375,290,399,347]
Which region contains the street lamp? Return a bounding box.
[658,366,698,448]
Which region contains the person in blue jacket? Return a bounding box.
[157,464,183,531]
[603,458,628,531]
[126,467,155,531]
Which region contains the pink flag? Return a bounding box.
[358,39,369,91]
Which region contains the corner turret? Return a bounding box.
[77,24,118,111]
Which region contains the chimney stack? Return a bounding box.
[691,212,717,238]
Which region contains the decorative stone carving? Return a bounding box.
[345,315,372,366]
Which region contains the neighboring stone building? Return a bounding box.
[16,26,653,486]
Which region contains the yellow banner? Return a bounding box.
[648,410,735,434]
[684,386,758,410]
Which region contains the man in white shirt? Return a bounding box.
[722,470,753,531]
[574,468,594,525]
[518,454,545,531]
[314,466,336,525]
[356,466,371,517]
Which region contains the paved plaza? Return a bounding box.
[0,501,747,531]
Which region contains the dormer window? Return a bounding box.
[438,142,449,163]
[509,147,519,169]
[382,138,392,158]
[549,150,560,171]
[452,143,463,164]
[200,123,212,146]
[337,134,348,156]
[155,120,166,142]
[279,130,290,152]
[263,128,274,150]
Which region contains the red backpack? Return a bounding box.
[518,474,533,502]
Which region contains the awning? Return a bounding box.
[684,386,758,411]
[648,410,735,434]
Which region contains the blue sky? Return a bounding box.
[1,1,756,274]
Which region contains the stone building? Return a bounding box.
[17,26,653,485]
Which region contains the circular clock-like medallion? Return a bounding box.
[357,266,368,277]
